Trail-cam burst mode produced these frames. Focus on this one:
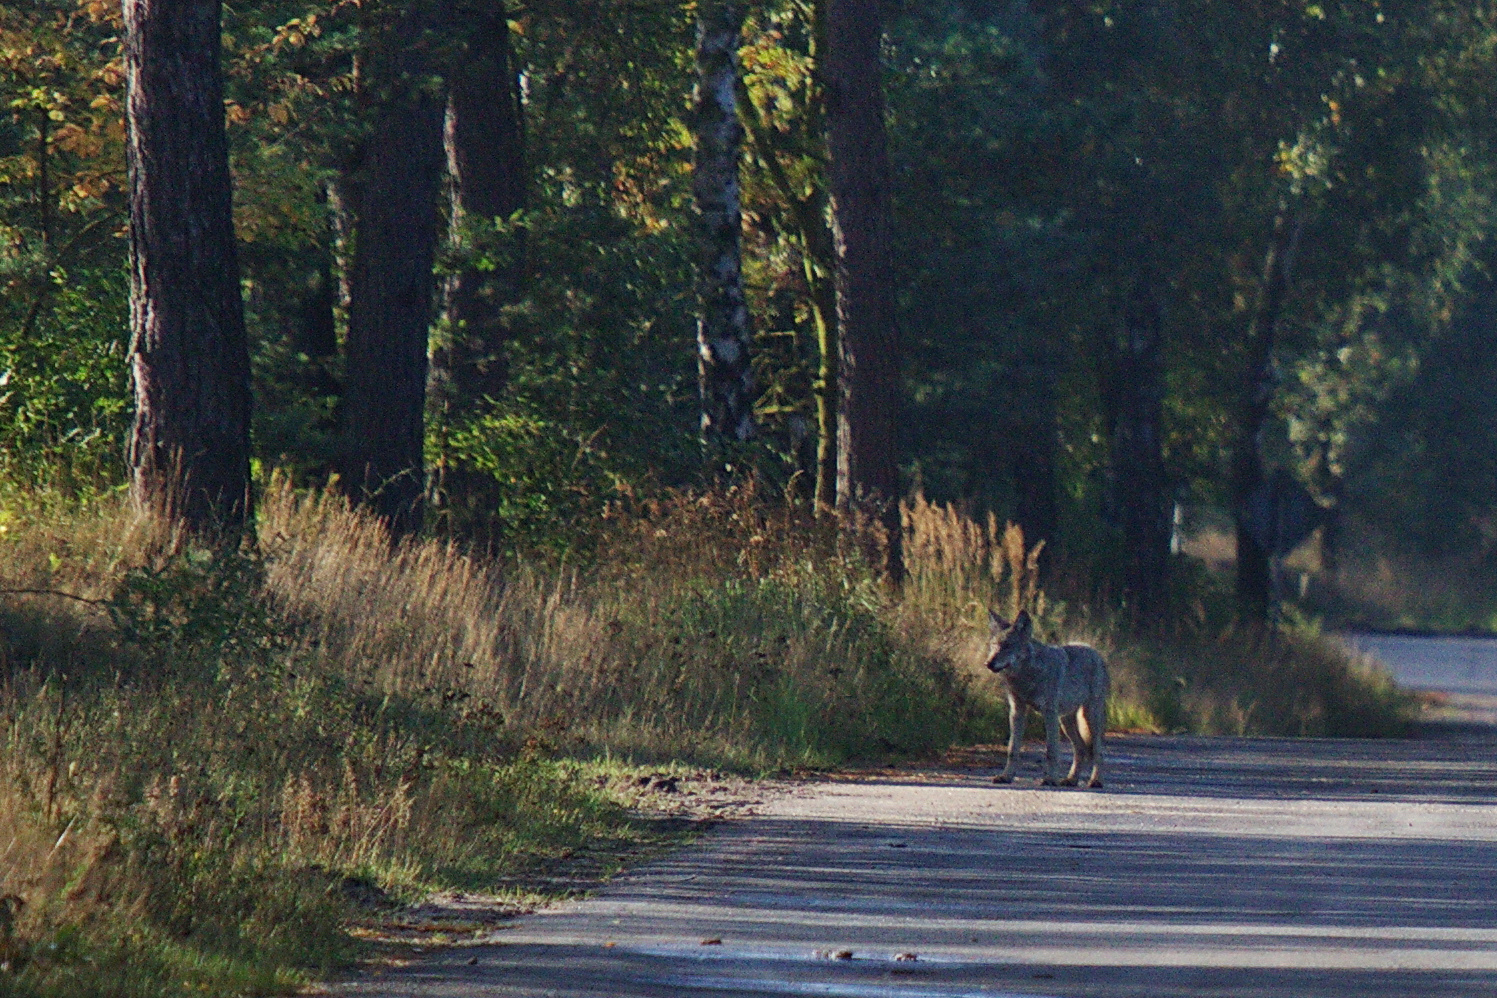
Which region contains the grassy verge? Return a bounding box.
[0,482,1412,996]
[898,493,1415,738]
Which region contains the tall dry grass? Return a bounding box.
[257,476,974,765]
[0,492,670,998]
[896,490,1411,737]
[255,477,1407,747]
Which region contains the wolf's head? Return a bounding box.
[984,609,1034,674]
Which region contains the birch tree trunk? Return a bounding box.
[340,8,446,537]
[123,0,252,536]
[1110,280,1170,615]
[826,0,902,581]
[693,0,755,454]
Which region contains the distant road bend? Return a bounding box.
[343,635,1497,998]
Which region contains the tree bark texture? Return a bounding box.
[123,0,253,535]
[434,1,525,415]
[340,10,446,537]
[326,176,357,338]
[1233,205,1303,618]
[1110,280,1170,615]
[693,0,755,452]
[826,0,901,580]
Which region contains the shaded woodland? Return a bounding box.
[6,0,1497,622]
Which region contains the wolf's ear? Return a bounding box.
[988,609,1010,633]
[1014,609,1033,634]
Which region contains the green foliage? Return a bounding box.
[432,196,701,554]
[0,2,129,497]
[1343,280,1497,558]
[0,263,128,495]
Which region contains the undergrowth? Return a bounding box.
[0,480,1413,996]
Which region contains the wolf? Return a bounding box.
[985,609,1109,788]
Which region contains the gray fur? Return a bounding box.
[985,609,1110,788]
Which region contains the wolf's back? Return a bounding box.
[1062,643,1110,698]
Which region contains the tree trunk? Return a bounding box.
[825,0,902,582]
[326,175,357,341]
[1011,411,1058,556]
[123,0,252,536]
[693,0,755,455]
[811,275,837,510]
[1110,279,1170,615]
[434,1,526,414]
[340,10,446,537]
[1234,204,1303,618]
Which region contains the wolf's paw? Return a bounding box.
[1060,776,1079,787]
[1086,777,1104,789]
[992,773,1014,785]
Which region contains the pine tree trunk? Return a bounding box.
[340,10,446,537]
[825,0,901,581]
[1111,280,1170,615]
[434,1,525,413]
[693,0,755,453]
[811,279,837,510]
[1234,204,1303,618]
[123,0,252,536]
[1011,410,1058,554]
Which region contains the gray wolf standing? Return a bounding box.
[985,609,1109,788]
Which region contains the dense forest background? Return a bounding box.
[6,0,1497,624]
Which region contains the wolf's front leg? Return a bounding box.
[1039,708,1064,786]
[994,695,1025,784]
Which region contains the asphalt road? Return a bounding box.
[1343,632,1497,725]
[344,646,1497,998]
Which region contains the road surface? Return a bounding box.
[1343,631,1497,724]
[343,640,1497,998]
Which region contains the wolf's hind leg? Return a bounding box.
[994,696,1025,784]
[1040,709,1064,786]
[1060,714,1084,786]
[1082,698,1106,788]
